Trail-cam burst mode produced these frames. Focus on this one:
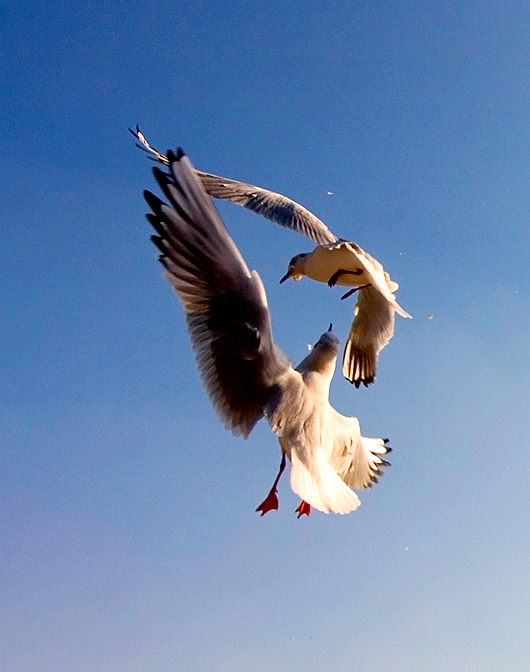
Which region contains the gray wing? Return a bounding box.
[144,150,291,438]
[342,287,396,387]
[130,126,338,245]
[196,171,338,246]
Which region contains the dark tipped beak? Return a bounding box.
[279,270,292,284]
[328,323,333,332]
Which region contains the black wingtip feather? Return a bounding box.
[353,376,374,388]
[144,190,165,213]
[158,256,171,271]
[152,167,173,198]
[150,235,166,255]
[128,124,143,138]
[153,165,188,208]
[153,166,168,181]
[146,213,166,238]
[166,148,187,164]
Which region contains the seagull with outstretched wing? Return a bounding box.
[131,126,411,388]
[142,148,391,516]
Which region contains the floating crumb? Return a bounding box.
[326,191,333,195]
[307,344,312,351]
[428,313,433,319]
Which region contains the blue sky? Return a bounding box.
[2,1,530,670]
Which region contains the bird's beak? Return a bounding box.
[328,323,333,332]
[279,270,293,284]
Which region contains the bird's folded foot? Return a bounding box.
[295,500,311,518]
[340,287,358,300]
[328,269,363,287]
[256,489,279,516]
[340,283,372,300]
[328,269,345,287]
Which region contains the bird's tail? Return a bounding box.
[289,450,361,514]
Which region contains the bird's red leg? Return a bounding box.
[295,500,311,518]
[256,454,286,516]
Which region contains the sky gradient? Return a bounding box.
[2,1,530,670]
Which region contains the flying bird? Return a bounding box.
[142,148,391,516]
[131,126,411,388]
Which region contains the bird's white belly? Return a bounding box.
[277,403,330,467]
[305,246,368,286]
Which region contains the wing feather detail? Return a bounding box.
[145,151,290,438]
[342,287,395,387]
[196,170,338,246]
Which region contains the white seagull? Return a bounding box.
[143,148,391,516]
[130,126,411,388]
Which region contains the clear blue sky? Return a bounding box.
[2,1,530,670]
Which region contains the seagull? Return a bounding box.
[142,148,391,516]
[130,126,411,388]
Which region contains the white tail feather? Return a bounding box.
[289,450,361,514]
[360,436,388,455]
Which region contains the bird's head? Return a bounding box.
[280,253,307,283]
[314,324,340,354]
[296,324,340,382]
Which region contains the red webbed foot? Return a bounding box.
[256,454,286,516]
[256,489,279,516]
[295,500,311,518]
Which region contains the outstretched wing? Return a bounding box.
[144,150,290,438]
[342,287,396,387]
[332,241,411,386]
[130,126,338,246]
[326,411,391,489]
[196,171,338,246]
